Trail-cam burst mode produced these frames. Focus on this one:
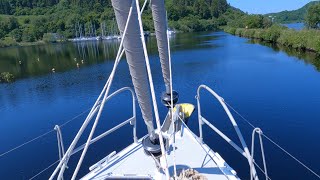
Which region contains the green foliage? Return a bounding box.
[306,3,320,29]
[10,28,23,42]
[43,33,56,42]
[194,0,211,19]
[0,72,15,83]
[210,0,228,18]
[0,16,19,39]
[170,15,218,32]
[165,0,244,31]
[277,29,320,51]
[265,1,320,24]
[225,24,320,53]
[22,27,35,42]
[223,26,236,35]
[0,37,17,47]
[263,25,284,42]
[0,0,245,46]
[227,14,272,29]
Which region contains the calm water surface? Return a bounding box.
[283,22,305,30]
[1,31,320,179]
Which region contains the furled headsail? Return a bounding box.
[150,0,171,93]
[111,0,155,136]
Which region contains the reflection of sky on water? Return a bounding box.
[1,32,320,179]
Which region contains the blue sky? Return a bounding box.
[228,0,315,14]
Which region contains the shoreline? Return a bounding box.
[224,26,320,54]
[0,40,67,48]
[0,32,172,48]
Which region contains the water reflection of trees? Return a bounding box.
[249,39,320,71]
[0,41,121,78]
[0,32,221,80]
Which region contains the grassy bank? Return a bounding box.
[0,37,47,48]
[224,25,320,53]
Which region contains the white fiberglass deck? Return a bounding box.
[81,124,239,180]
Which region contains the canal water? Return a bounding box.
[283,22,305,30]
[0,31,320,179]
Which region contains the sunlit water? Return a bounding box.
[1,31,320,179]
[283,23,305,30]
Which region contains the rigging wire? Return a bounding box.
[70,2,136,178]
[166,11,178,179]
[224,101,320,179]
[0,129,54,158]
[0,107,91,158]
[10,1,154,179]
[253,161,272,180]
[135,0,170,178]
[28,160,60,180]
[176,104,270,180]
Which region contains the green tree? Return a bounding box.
[217,0,228,15]
[10,29,23,42]
[306,4,320,29]
[6,17,19,30]
[193,0,210,19]
[93,3,103,13]
[211,0,228,18]
[32,17,48,40]
[43,33,56,42]
[245,15,264,29]
[211,0,219,18]
[22,27,36,42]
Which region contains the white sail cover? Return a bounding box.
[111,0,155,135]
[151,0,171,92]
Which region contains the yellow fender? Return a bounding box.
[174,103,195,121]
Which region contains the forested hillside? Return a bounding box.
[265,1,320,23]
[0,0,244,46]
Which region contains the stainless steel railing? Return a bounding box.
[51,87,137,180]
[196,85,262,180]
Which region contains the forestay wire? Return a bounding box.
[224,101,320,179]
